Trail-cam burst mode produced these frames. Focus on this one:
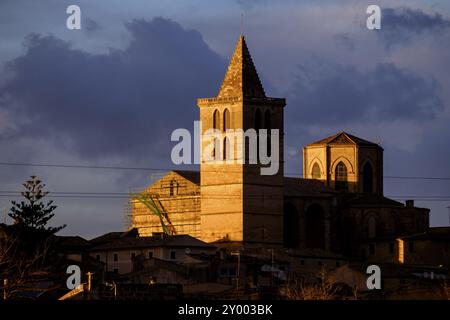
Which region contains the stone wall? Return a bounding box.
[132,171,201,237]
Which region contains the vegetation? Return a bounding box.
[0,176,65,299]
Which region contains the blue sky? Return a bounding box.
[0,0,449,238]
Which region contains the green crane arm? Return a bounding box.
[130,193,175,235]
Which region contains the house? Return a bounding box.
[89,231,216,274]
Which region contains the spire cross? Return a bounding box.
[240,13,244,35]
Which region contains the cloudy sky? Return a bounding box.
[0,0,449,238]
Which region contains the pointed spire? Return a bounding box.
[217,35,266,98]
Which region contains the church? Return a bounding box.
[131,35,432,264]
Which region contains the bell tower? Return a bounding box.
[197,35,286,247]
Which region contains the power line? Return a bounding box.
[0,190,449,201]
[0,162,169,172]
[384,176,450,181]
[0,161,449,181]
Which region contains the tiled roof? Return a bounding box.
[89,232,124,245]
[307,131,381,148]
[343,194,404,208]
[217,35,266,98]
[401,227,450,241]
[90,234,216,251]
[53,235,90,248]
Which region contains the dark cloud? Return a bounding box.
[84,18,101,33]
[333,33,355,51]
[380,7,450,48]
[286,58,444,126]
[0,17,225,163]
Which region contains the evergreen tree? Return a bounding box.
[1,176,66,297]
[8,175,65,235]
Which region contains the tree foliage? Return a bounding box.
[8,175,65,235]
[1,176,65,299]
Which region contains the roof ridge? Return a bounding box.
[307,131,380,147]
[341,131,357,145]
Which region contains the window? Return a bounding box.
[212,138,220,160]
[255,109,261,158]
[300,260,305,266]
[368,216,377,238]
[170,251,176,260]
[389,242,395,254]
[213,109,220,130]
[223,137,231,161]
[169,180,175,196]
[223,108,230,131]
[148,251,153,259]
[113,253,118,262]
[96,254,100,261]
[255,109,261,131]
[305,203,325,249]
[369,243,375,255]
[311,163,321,179]
[264,110,271,157]
[408,241,415,253]
[363,162,374,193]
[335,162,348,192]
[264,109,271,131]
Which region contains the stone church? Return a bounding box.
[131,35,430,263]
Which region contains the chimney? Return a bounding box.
[405,200,414,208]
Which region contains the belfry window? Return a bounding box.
[212,138,220,160]
[312,163,321,179]
[255,109,261,158]
[255,109,261,130]
[264,109,271,130]
[223,137,231,161]
[213,109,220,130]
[223,109,230,131]
[335,162,348,192]
[264,110,271,157]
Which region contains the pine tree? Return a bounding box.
[8,175,65,235]
[1,176,66,297]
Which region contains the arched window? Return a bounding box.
[223,109,230,131]
[305,204,325,249]
[212,137,220,160]
[255,109,261,131]
[213,109,220,130]
[264,110,271,130]
[255,109,261,160]
[363,162,373,193]
[312,163,321,179]
[335,161,348,192]
[264,110,271,157]
[283,202,299,248]
[368,216,377,238]
[223,137,231,161]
